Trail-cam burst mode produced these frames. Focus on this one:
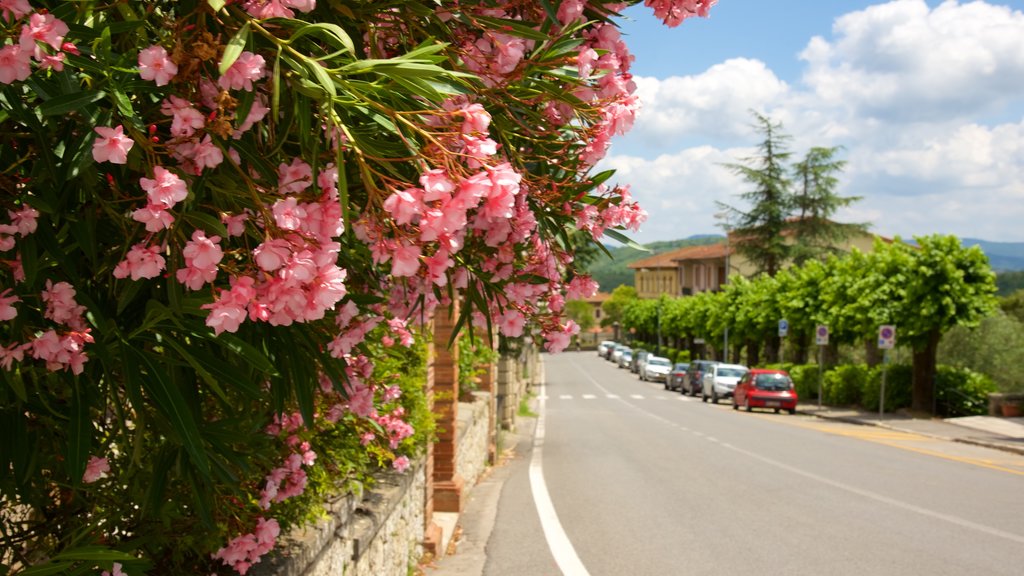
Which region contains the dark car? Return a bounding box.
[733,369,798,414]
[666,362,689,391]
[631,350,649,374]
[683,360,719,396]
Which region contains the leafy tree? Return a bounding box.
[892,236,998,412]
[1000,289,1024,323]
[565,299,597,334]
[996,270,1024,296]
[790,146,869,264]
[939,313,1024,393]
[718,112,794,277]
[601,285,639,329]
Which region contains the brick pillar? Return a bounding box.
[476,332,498,464]
[431,302,463,513]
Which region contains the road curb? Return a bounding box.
[801,409,1024,457]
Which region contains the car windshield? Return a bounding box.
[673,363,689,371]
[718,368,747,378]
[649,358,670,367]
[755,374,793,390]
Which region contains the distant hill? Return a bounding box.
[585,235,724,291]
[961,238,1024,271]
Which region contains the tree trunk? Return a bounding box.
[865,338,881,368]
[745,338,760,367]
[912,330,941,414]
[793,331,809,364]
[765,335,781,364]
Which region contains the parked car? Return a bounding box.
[734,369,798,414]
[598,340,616,358]
[701,363,749,404]
[641,356,672,382]
[683,360,719,396]
[618,349,634,369]
[631,350,649,374]
[666,362,689,391]
[610,344,628,364]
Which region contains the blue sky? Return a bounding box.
[602,0,1024,244]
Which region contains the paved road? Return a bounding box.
[460,352,1024,576]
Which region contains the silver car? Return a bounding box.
[640,356,672,382]
[702,363,749,404]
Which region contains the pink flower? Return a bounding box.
[83,455,109,483]
[424,250,453,287]
[392,455,410,473]
[278,157,312,194]
[101,562,127,576]
[0,0,32,21]
[420,169,456,202]
[138,44,177,86]
[0,342,25,370]
[0,44,31,84]
[181,230,223,271]
[272,197,306,231]
[345,381,376,418]
[382,188,423,226]
[131,204,175,232]
[113,244,166,281]
[0,288,18,321]
[140,166,188,209]
[161,96,204,137]
[41,280,86,327]
[390,242,421,277]
[222,212,248,237]
[9,205,38,236]
[19,12,68,53]
[458,103,491,135]
[497,309,525,337]
[92,125,134,164]
[219,51,266,91]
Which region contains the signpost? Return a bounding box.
[778,319,789,338]
[878,325,896,420]
[816,325,829,409]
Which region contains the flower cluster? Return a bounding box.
[0,0,715,572]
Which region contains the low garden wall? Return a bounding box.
[252,391,495,576]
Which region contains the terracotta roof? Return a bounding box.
[627,246,701,269]
[584,292,610,304]
[669,242,732,262]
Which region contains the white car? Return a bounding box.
[702,363,749,404]
[640,356,672,382]
[598,340,616,358]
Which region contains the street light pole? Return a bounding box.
[716,210,732,363]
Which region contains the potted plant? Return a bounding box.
[1001,399,1022,418]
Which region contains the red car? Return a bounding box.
[733,369,798,414]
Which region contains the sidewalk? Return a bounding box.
[797,404,1024,456]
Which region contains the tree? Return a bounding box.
[789,146,869,265]
[718,112,793,277]
[601,285,639,329]
[565,300,597,335]
[894,236,998,413]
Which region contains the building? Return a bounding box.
[630,228,884,298]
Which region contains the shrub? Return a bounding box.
[935,366,997,417]
[788,364,821,402]
[823,364,870,407]
[861,364,913,413]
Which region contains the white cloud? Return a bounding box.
[607,0,1024,243]
[800,0,1024,122]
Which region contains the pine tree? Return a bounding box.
[717,112,793,277]
[790,146,868,264]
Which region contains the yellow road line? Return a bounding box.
[747,412,1024,477]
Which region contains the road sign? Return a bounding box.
[815,324,829,346]
[778,319,789,337]
[878,325,896,350]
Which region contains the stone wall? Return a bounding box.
[254,388,496,576]
[456,392,493,489]
[253,461,425,576]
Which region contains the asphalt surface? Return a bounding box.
[424,351,1024,576]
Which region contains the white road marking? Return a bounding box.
[606,394,620,399]
[630,394,644,400]
[530,381,592,576]
[559,395,573,400]
[582,394,596,400]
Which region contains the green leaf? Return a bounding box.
[160,335,230,404]
[39,90,106,117]
[181,210,229,238]
[131,348,211,479]
[219,22,251,75]
[286,22,355,55]
[208,0,226,11]
[214,333,279,376]
[603,228,649,252]
[67,384,90,487]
